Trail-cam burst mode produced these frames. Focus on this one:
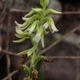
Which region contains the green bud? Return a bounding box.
[40,0,49,8]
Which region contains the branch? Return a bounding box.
[9,8,80,15]
[2,70,18,80]
[39,24,80,55]
[47,56,80,60]
[1,49,19,57]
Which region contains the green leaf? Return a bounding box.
[27,46,37,57]
[22,17,30,21]
[13,37,26,43]
[44,16,58,33]
[22,64,30,76]
[15,27,28,36]
[46,9,62,15]
[27,20,39,34]
[32,8,42,12]
[48,17,58,33]
[17,49,28,55]
[33,26,44,43]
[24,10,35,17]
[41,34,44,48]
[34,55,42,66]
[40,0,49,8]
[15,34,24,38]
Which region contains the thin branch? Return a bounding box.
[43,61,50,75]
[47,56,80,60]
[1,49,18,57]
[5,14,12,80]
[10,8,29,13]
[39,25,80,55]
[9,8,80,15]
[2,70,19,80]
[62,11,80,15]
[0,24,2,52]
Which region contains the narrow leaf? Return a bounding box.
[24,10,35,17]
[22,64,30,76]
[13,37,26,43]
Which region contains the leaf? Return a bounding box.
[15,34,24,38]
[44,17,58,33]
[15,21,28,28]
[33,26,44,43]
[48,17,58,33]
[32,8,42,12]
[17,49,28,55]
[22,17,30,21]
[40,0,49,8]
[27,20,39,34]
[27,46,37,57]
[22,64,30,76]
[43,22,48,29]
[15,27,30,36]
[41,34,44,48]
[46,9,62,15]
[34,55,42,66]
[13,37,26,43]
[24,10,35,17]
[21,15,38,30]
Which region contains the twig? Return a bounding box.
[12,0,16,7]
[10,8,29,13]
[43,61,50,76]
[2,70,19,80]
[62,11,80,15]
[5,14,12,80]
[39,24,80,55]
[0,24,2,52]
[1,49,18,57]
[47,56,80,60]
[9,8,80,15]
[0,24,3,59]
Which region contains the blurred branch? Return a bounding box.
[47,56,80,60]
[2,70,19,80]
[62,11,80,15]
[39,24,80,55]
[1,49,18,57]
[9,8,80,15]
[5,13,12,80]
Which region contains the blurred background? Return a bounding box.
[0,0,80,80]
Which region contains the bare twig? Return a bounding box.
[0,24,2,52]
[47,56,80,60]
[2,70,19,80]
[12,0,16,7]
[62,11,80,15]
[0,24,3,59]
[43,61,50,75]
[1,49,18,57]
[5,14,12,80]
[10,8,29,13]
[39,25,80,55]
[9,8,80,15]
